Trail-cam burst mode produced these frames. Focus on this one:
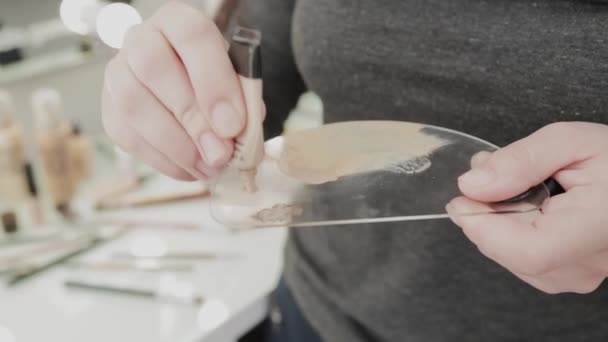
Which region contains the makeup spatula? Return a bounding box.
[211,27,562,230]
[209,120,562,230]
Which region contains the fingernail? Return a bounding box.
[210,101,242,138]
[200,132,229,167]
[459,168,495,187]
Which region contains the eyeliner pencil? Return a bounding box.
[65,280,205,305]
[6,238,99,286]
[96,190,210,210]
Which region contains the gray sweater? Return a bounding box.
[233,1,608,341]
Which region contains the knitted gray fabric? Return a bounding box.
[233,1,608,340]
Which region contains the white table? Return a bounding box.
[0,192,286,342]
[0,88,325,342]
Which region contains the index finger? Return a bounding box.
[150,2,246,139]
[447,194,608,277]
[460,122,606,201]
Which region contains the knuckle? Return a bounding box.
[103,63,138,118]
[106,126,138,155]
[159,0,198,17]
[113,84,140,116]
[119,136,140,155]
[534,283,561,295]
[470,229,493,253]
[517,251,555,276]
[177,103,205,129]
[125,30,165,81]
[156,2,215,45]
[175,20,217,50]
[174,150,201,175]
[543,121,574,136]
[173,22,217,50]
[571,277,604,294]
[489,143,535,182]
[502,144,534,169]
[122,23,145,48]
[105,71,141,116]
[476,245,499,263]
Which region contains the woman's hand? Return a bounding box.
[102,1,250,180]
[447,122,608,294]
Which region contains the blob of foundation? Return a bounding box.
[250,121,449,224]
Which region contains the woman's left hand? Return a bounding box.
[447,122,608,294]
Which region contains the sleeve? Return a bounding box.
[227,0,307,138]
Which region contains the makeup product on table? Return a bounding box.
[5,226,125,286]
[92,174,151,208]
[1,211,19,235]
[210,121,563,230]
[5,237,97,286]
[64,280,205,305]
[32,88,76,216]
[96,189,209,210]
[0,89,27,202]
[0,233,89,273]
[66,260,193,272]
[0,230,60,247]
[90,218,198,231]
[112,251,230,261]
[228,27,265,193]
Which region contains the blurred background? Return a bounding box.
[0,1,323,341]
[1,0,224,134]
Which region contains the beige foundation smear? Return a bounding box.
[250,121,450,224]
[267,120,448,184]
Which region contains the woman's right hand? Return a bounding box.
[102,1,249,180]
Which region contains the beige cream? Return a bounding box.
[32,88,76,209]
[273,120,448,184]
[67,124,94,182]
[0,90,28,201]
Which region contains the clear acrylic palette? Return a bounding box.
[209,121,550,230]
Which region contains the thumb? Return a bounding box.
[458,122,598,202]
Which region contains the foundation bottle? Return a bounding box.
[1,211,19,235]
[0,90,27,202]
[32,88,75,212]
[67,122,94,183]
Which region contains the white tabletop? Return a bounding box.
[0,191,286,342]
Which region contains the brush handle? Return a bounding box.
[498,178,565,204]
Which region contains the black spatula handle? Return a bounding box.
[498,178,565,204]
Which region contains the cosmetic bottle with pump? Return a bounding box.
[1,211,19,236]
[32,88,75,215]
[0,89,27,202]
